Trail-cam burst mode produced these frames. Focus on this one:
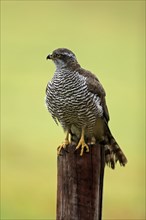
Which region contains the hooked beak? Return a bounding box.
[46,54,52,60]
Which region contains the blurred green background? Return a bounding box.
[1,1,145,219]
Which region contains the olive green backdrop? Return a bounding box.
[1,1,145,219]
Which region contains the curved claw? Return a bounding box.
[57,131,70,155]
[76,142,89,156]
[75,127,89,156]
[57,139,70,155]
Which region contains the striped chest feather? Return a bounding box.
[46,69,103,129]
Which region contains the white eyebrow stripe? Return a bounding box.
[62,52,76,58]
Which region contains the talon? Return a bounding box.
[57,140,69,155]
[57,131,70,155]
[75,127,89,156]
[79,143,89,156]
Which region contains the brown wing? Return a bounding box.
[78,68,110,122]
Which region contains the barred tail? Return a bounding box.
[104,123,128,169]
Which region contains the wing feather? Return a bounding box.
[78,68,110,122]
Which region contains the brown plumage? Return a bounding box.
[46,48,128,169]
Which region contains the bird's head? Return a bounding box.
[46,48,78,69]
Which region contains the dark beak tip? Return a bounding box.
[46,54,51,60]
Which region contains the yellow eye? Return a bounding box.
[56,54,61,58]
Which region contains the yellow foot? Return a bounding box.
[57,139,70,155]
[75,139,89,156]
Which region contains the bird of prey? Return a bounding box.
[45,48,127,169]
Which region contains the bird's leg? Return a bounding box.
[75,127,89,156]
[57,131,70,155]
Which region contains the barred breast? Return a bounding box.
[46,68,103,137]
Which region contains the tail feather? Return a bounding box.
[69,123,128,169]
[104,123,128,169]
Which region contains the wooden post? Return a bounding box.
[57,144,105,220]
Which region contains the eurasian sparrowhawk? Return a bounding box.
[45,48,127,169]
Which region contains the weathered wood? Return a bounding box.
[57,144,105,220]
